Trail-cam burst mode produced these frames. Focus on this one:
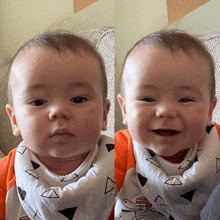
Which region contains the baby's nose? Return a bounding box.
[156,103,177,118]
[49,103,70,120]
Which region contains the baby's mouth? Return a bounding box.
[153,129,180,136]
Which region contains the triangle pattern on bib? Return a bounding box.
[106,144,114,152]
[61,174,79,182]
[41,189,59,198]
[206,124,214,134]
[165,177,182,186]
[31,160,40,170]
[149,150,155,157]
[146,158,160,168]
[180,189,196,202]
[25,170,39,179]
[155,195,167,206]
[34,210,41,218]
[105,177,115,194]
[137,173,148,187]
[58,207,78,220]
[178,160,192,170]
[17,146,27,155]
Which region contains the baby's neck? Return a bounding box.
[36,152,90,176]
[161,148,189,164]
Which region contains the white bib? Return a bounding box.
[13,135,114,220]
[116,125,220,220]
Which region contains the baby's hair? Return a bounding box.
[121,29,215,101]
[7,30,108,105]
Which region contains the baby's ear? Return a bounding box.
[207,97,217,126]
[102,99,111,131]
[6,104,21,136]
[117,94,127,125]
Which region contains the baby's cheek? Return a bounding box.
[126,103,140,117]
[190,107,209,126]
[187,116,207,143]
[82,107,102,125]
[79,108,103,143]
[128,112,146,139]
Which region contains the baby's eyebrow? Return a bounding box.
[137,85,156,90]
[69,82,92,88]
[68,82,97,92]
[24,82,96,92]
[176,85,202,94]
[24,84,48,92]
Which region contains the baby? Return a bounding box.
[0,31,114,220]
[115,30,220,220]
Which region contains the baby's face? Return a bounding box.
[6,47,110,159]
[119,45,216,158]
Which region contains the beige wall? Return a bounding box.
[167,0,220,35]
[0,0,115,67]
[115,0,220,132]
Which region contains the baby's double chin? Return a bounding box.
[160,148,189,164]
[36,151,90,164]
[35,151,90,175]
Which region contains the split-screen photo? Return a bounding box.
[1,0,220,219]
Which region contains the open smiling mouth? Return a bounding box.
[153,129,180,136]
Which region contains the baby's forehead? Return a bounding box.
[124,43,210,75]
[13,45,96,63]
[122,45,167,85]
[9,46,103,91]
[122,44,211,94]
[10,46,99,76]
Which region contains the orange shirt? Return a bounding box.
[0,149,16,220]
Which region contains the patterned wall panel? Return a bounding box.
[74,0,98,13]
[167,0,210,24]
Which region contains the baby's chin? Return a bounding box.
[35,150,90,163]
[28,143,97,159]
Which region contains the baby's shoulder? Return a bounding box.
[115,130,134,156]
[214,123,220,139]
[115,129,132,146]
[115,129,135,169]
[115,130,136,190]
[0,149,16,192]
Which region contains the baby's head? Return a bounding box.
[6,31,110,161]
[118,29,217,163]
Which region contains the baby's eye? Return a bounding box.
[29,100,47,106]
[178,98,194,103]
[70,96,88,104]
[140,97,156,102]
